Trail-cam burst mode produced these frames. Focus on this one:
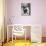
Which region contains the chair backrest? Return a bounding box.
[12,25,25,36]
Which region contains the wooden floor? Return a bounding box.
[3,40,46,46]
[3,40,31,46]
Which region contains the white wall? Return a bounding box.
[6,0,46,37]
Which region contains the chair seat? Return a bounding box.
[13,31,25,36]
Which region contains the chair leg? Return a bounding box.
[15,36,16,43]
[25,30,26,43]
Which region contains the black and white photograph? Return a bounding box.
[21,3,31,16]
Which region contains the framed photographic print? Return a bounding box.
[21,3,31,16]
